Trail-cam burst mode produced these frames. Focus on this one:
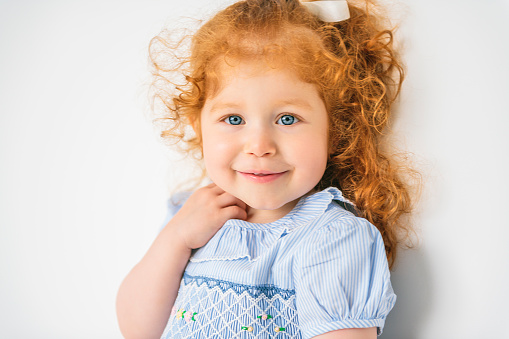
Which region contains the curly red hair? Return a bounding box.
[150,0,417,268]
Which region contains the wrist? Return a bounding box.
[161,219,194,254]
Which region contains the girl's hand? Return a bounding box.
[168,183,247,250]
[117,183,244,339]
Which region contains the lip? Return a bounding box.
[237,170,287,184]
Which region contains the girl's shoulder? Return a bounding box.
[295,189,387,264]
[308,199,384,249]
[295,187,378,237]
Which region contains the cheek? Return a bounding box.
[292,133,328,168]
[307,145,328,177]
[201,131,236,172]
[202,132,233,156]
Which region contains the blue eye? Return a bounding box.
[277,114,298,125]
[225,115,244,125]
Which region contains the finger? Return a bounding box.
[233,197,247,210]
[205,183,226,196]
[217,191,246,209]
[202,182,218,192]
[220,205,248,221]
[194,184,222,202]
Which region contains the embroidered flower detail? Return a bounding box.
[257,314,272,320]
[171,306,177,317]
[185,311,198,322]
[274,327,286,332]
[241,326,254,332]
[176,310,183,319]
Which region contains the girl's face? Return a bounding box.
[200,62,329,222]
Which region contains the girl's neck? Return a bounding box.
[245,200,298,224]
[244,189,316,223]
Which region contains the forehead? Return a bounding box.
[206,58,313,99]
[202,60,326,117]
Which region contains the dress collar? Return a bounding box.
[189,187,353,263]
[225,186,352,231]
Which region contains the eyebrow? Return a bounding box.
[208,99,313,113]
[277,99,314,111]
[208,102,243,114]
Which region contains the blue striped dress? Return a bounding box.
[160,187,396,338]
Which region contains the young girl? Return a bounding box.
[117,0,414,338]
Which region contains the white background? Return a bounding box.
[1,0,508,338]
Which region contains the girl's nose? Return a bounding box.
[243,129,276,157]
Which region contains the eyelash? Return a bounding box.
[222,114,300,126]
[223,115,244,125]
[277,114,299,125]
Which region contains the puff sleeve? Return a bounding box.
[294,216,396,338]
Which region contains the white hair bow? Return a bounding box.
[301,0,350,22]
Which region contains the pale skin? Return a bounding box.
[116,64,377,339]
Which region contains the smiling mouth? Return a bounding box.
[237,170,287,183]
